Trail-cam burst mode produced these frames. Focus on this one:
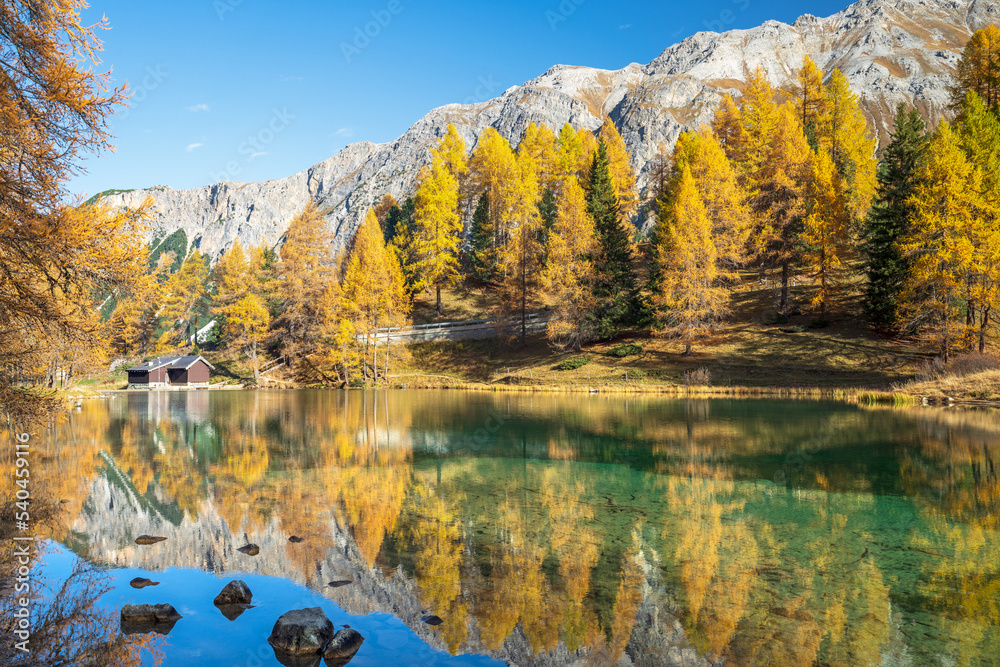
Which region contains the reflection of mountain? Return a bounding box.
[49,391,1000,666]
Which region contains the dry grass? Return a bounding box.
[897,355,1000,400]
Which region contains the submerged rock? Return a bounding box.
[288,535,305,543]
[216,603,253,621]
[267,607,335,655]
[323,627,364,666]
[272,653,322,667]
[214,579,253,605]
[129,577,160,589]
[120,603,182,635]
[326,580,351,588]
[237,543,260,556]
[420,614,443,626]
[134,535,166,545]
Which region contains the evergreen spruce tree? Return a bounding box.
[537,187,558,262]
[586,139,639,338]
[467,191,494,283]
[862,104,928,329]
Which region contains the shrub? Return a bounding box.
[556,356,591,371]
[625,368,646,380]
[779,325,806,334]
[683,367,712,386]
[608,343,643,358]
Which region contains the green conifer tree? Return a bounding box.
[466,191,494,283]
[862,104,928,329]
[586,139,639,337]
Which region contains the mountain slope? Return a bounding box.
[104,0,994,261]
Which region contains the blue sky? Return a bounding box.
[70,0,849,198]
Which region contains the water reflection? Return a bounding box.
[33,391,1000,665]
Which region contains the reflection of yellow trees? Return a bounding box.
[665,477,757,657]
[2,421,164,666]
[897,408,1000,529]
[544,472,601,652]
[607,527,645,659]
[396,483,469,653]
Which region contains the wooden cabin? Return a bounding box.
[126,356,214,389]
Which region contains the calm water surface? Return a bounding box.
[34,390,1000,665]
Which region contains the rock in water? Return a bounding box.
[420,614,444,626]
[326,580,351,588]
[267,607,335,656]
[237,543,260,556]
[288,535,305,543]
[214,580,253,606]
[323,627,364,666]
[120,603,182,635]
[134,535,166,545]
[129,577,160,589]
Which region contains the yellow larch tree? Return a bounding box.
[341,209,410,382]
[413,152,462,316]
[901,121,989,360]
[672,127,753,270]
[712,94,747,164]
[373,192,399,229]
[157,250,209,351]
[1,1,149,419]
[274,202,337,367]
[753,102,813,314]
[599,116,639,220]
[797,55,828,145]
[652,166,727,356]
[959,90,1000,350]
[228,293,270,382]
[819,69,877,224]
[431,123,470,218]
[212,240,255,329]
[498,148,545,347]
[576,128,599,178]
[556,122,585,180]
[737,67,780,181]
[467,127,520,277]
[950,24,1000,113]
[518,122,560,192]
[107,253,172,358]
[542,179,598,349]
[802,148,849,318]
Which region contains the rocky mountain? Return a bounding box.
[103,0,994,261]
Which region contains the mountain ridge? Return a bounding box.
[102,0,993,261]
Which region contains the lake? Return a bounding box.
[24,390,1000,666]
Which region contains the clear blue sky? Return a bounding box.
[69,0,849,198]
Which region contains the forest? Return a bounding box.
[13,26,1000,393]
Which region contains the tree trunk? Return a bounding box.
[436,286,443,317]
[385,333,391,381]
[779,261,789,315]
[251,343,259,383]
[683,339,692,357]
[819,247,826,320]
[980,304,991,354]
[521,245,527,348]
